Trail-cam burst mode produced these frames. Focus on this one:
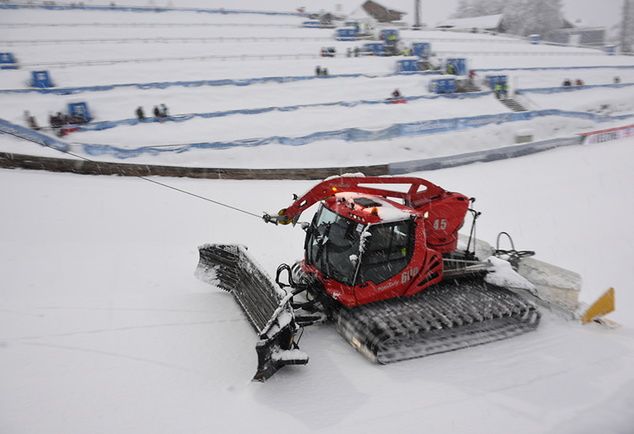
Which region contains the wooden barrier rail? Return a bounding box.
[0,151,388,180]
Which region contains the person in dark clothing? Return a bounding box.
[322,67,329,76]
[135,106,145,120]
[67,113,85,125]
[315,65,321,76]
[392,89,401,98]
[494,83,502,99]
[160,103,168,117]
[27,114,40,130]
[468,69,476,83]
[49,112,65,128]
[153,105,161,118]
[562,79,572,87]
[614,76,621,84]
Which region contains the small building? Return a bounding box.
[302,20,322,28]
[379,28,400,44]
[545,26,606,48]
[429,78,457,94]
[304,11,344,28]
[67,102,92,123]
[345,4,377,35]
[318,12,338,28]
[446,58,467,76]
[0,52,18,70]
[30,70,54,88]
[435,14,504,33]
[396,57,420,73]
[335,27,361,41]
[485,75,508,89]
[411,42,431,58]
[361,42,386,56]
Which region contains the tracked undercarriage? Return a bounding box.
[196,242,544,380]
[335,278,540,364]
[195,176,583,381]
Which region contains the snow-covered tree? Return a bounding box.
[452,0,564,37]
[452,0,476,18]
[452,0,505,18]
[502,0,564,36]
[621,0,634,53]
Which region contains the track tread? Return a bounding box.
[335,279,540,364]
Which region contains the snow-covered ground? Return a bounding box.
[2,5,634,169]
[2,5,634,433]
[0,115,599,168]
[525,86,634,115]
[2,135,634,434]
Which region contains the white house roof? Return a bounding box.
[435,14,503,30]
[347,5,377,23]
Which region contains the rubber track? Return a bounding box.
[335,279,540,364]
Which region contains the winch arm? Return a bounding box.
[263,176,448,225]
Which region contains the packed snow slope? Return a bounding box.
[2,6,634,169]
[2,5,634,432]
[2,135,634,434]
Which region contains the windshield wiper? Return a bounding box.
[314,223,331,265]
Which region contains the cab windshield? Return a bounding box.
[306,205,413,286]
[306,206,361,285]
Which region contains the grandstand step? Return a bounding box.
[500,98,528,112]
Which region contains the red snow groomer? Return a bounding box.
[196,176,544,380]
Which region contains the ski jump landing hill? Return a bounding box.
[1,3,634,177]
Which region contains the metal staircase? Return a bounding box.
[500,97,528,112]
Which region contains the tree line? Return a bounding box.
[453,0,634,53]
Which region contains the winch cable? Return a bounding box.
[135,176,262,219]
[12,134,262,219]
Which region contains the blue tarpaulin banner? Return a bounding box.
[75,91,493,133]
[0,73,380,95]
[515,82,634,95]
[0,118,69,152]
[2,70,631,97]
[2,108,632,162]
[75,109,634,159]
[475,65,634,72]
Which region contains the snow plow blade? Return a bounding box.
[335,278,540,364]
[196,244,308,381]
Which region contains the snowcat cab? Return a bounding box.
[301,188,467,307]
[305,201,417,302]
[196,176,571,381]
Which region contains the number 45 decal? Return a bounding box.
[432,218,447,231]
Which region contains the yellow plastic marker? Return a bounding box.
[581,287,615,324]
